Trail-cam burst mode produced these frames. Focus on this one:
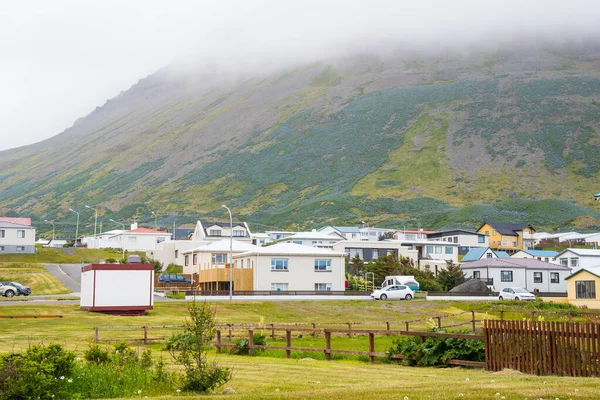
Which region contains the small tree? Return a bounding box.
[167,302,231,393]
[436,262,465,291]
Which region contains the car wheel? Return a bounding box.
[4,290,15,298]
[405,294,413,300]
[380,294,387,300]
[499,296,503,300]
[515,297,520,301]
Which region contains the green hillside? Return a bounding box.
[2,47,600,233]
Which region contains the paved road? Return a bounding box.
[44,264,84,293]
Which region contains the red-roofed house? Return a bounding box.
[108,223,172,251]
[0,217,32,226]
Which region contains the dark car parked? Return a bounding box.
[1,282,31,296]
[158,274,193,284]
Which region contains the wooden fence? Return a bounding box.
[214,327,485,367]
[485,320,600,377]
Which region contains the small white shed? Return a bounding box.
[80,264,154,315]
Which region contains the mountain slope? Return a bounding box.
[2,46,600,232]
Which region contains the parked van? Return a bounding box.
[381,276,420,291]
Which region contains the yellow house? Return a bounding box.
[565,268,600,309]
[477,222,536,253]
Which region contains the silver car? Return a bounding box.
[498,287,536,301]
[0,283,18,298]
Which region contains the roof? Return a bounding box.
[204,222,246,229]
[168,228,194,240]
[0,217,31,225]
[518,250,559,257]
[183,239,261,254]
[0,221,35,229]
[479,222,535,236]
[332,226,361,233]
[128,228,170,235]
[460,258,571,271]
[235,242,347,257]
[556,248,600,258]
[427,229,480,238]
[278,232,344,242]
[565,266,600,280]
[461,247,490,262]
[495,251,511,258]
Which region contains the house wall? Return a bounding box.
[567,270,600,309]
[556,250,600,270]
[281,238,341,247]
[462,267,569,292]
[149,240,203,269]
[250,254,346,291]
[430,233,488,247]
[0,226,36,254]
[478,224,534,251]
[80,268,154,308]
[319,227,360,240]
[194,268,253,291]
[512,251,558,264]
[183,249,247,275]
[115,234,171,251]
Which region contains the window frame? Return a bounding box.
[314,283,332,291]
[575,281,596,299]
[314,259,332,272]
[533,272,543,283]
[17,230,25,238]
[500,270,513,282]
[211,253,228,264]
[550,272,559,284]
[271,258,289,271]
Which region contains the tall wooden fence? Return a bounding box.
[485,320,600,377]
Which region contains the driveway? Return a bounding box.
[44,264,84,293]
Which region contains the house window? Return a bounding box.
[426,246,433,254]
[501,271,513,282]
[544,257,549,263]
[271,258,288,270]
[0,246,4,251]
[128,237,137,244]
[347,248,363,259]
[453,237,458,243]
[175,250,179,258]
[486,252,493,258]
[271,283,288,291]
[314,259,332,271]
[0,230,4,238]
[533,272,543,283]
[184,255,189,266]
[575,281,596,299]
[406,234,416,240]
[372,249,379,259]
[211,253,228,264]
[315,283,332,291]
[241,259,244,268]
[445,247,453,254]
[17,230,25,238]
[485,231,489,235]
[493,230,497,236]
[157,237,165,244]
[292,240,302,244]
[473,271,480,279]
[550,273,559,284]
[570,258,579,268]
[478,235,485,243]
[209,230,222,236]
[233,230,245,237]
[192,254,198,265]
[16,246,25,251]
[560,258,568,267]
[435,246,442,254]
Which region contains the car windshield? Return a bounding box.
[513,288,529,293]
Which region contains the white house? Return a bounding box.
[555,249,600,270]
[251,232,273,246]
[426,229,488,247]
[233,243,346,291]
[109,224,172,251]
[181,239,261,275]
[359,226,396,241]
[393,229,433,241]
[460,247,508,262]
[274,231,345,247]
[318,226,361,240]
[399,239,459,274]
[0,221,36,254]
[331,240,418,264]
[82,229,123,249]
[459,258,571,293]
[511,249,559,264]
[194,220,253,243]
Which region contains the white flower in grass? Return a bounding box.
[275,388,280,392]
[543,381,548,385]
[501,397,505,400]
[137,390,142,395]
[176,389,181,393]
[60,376,65,380]
[574,389,578,392]
[76,357,81,361]
[459,394,464,397]
[555,397,560,400]
[68,379,72,383]
[495,393,500,396]
[465,378,470,382]
[491,380,495,383]
[404,397,409,400]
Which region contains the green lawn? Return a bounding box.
[0,245,143,263]
[0,262,70,295]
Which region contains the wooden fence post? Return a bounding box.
[405,322,409,332]
[386,321,391,331]
[248,329,254,356]
[531,311,536,322]
[368,333,375,363]
[286,330,292,359]
[94,327,99,344]
[347,323,352,338]
[471,311,476,332]
[228,324,232,340]
[325,330,331,361]
[271,323,275,339]
[143,326,148,345]
[436,317,442,329]
[500,311,504,321]
[312,323,317,338]
[216,330,222,354]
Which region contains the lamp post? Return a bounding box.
[69,208,80,247]
[151,211,157,230]
[44,220,55,242]
[110,218,126,259]
[222,204,233,301]
[85,205,98,237]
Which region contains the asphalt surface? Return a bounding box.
[44,264,83,293]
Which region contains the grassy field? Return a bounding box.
[0,262,70,295]
[1,301,599,399]
[0,245,141,263]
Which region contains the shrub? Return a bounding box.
[84,344,110,364]
[165,263,183,273]
[231,333,267,355]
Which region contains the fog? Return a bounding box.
[1,0,599,152]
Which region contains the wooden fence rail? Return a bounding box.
[215,327,485,367]
[485,320,600,377]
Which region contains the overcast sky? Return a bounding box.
[1,0,599,152]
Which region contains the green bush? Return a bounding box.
[231,333,267,355]
[387,329,484,366]
[165,263,183,273]
[104,257,117,264]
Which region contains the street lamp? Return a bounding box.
[69,208,80,248]
[85,205,98,237]
[222,204,233,301]
[109,218,126,259]
[151,211,157,230]
[44,220,55,242]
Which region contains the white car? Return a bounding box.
[371,285,414,301]
[498,287,536,301]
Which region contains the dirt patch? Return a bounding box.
[299,358,317,362]
[493,368,524,375]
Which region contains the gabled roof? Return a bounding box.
[114,228,170,235]
[0,217,32,226]
[0,221,35,229]
[495,251,511,258]
[427,229,480,237]
[204,222,246,229]
[478,222,535,236]
[518,249,559,257]
[235,242,346,257]
[565,266,600,280]
[461,247,490,262]
[556,248,600,258]
[278,231,344,242]
[460,258,571,270]
[168,228,194,240]
[183,239,261,254]
[332,226,360,233]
